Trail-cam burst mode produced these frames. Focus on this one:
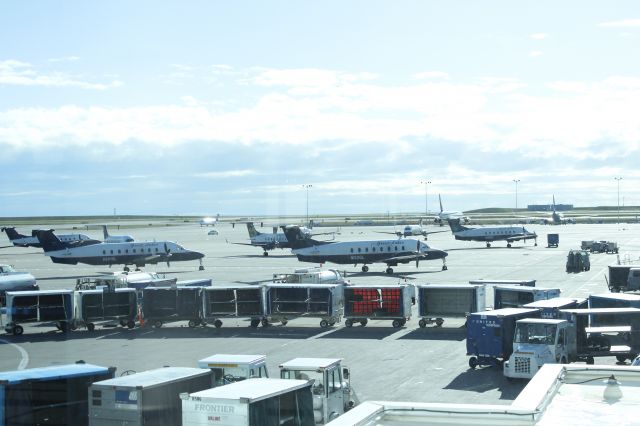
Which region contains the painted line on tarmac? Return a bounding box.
[0,339,29,370]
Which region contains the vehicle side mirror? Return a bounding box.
[343,368,349,379]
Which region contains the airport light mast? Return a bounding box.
[615,177,623,227]
[303,184,312,227]
[513,179,520,210]
[421,180,431,218]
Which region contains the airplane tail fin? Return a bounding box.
[34,230,66,252]
[447,218,469,233]
[1,227,26,241]
[281,225,322,249]
[102,225,110,240]
[439,194,444,213]
[246,222,260,238]
[552,195,556,212]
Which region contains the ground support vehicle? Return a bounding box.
[504,307,640,379]
[181,378,315,426]
[547,233,559,248]
[0,362,115,426]
[73,288,137,331]
[76,271,177,291]
[466,308,541,369]
[607,265,640,292]
[343,284,414,328]
[416,284,485,327]
[198,354,268,385]
[590,241,619,254]
[4,289,74,335]
[581,240,595,251]
[493,285,561,309]
[280,358,356,425]
[566,250,590,272]
[90,367,213,426]
[523,297,586,319]
[202,286,264,328]
[141,286,203,328]
[273,268,347,285]
[263,283,343,328]
[589,293,640,310]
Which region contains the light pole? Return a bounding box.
[513,179,520,210]
[302,184,312,226]
[615,177,622,226]
[421,180,431,218]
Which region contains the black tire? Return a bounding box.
[345,319,353,327]
[281,318,288,326]
[320,319,329,328]
[87,323,95,332]
[250,319,260,328]
[616,355,627,363]
[442,265,448,271]
[468,357,478,369]
[154,320,162,328]
[120,319,127,327]
[214,319,223,328]
[261,318,269,327]
[360,319,368,326]
[188,319,197,328]
[418,319,427,328]
[263,251,269,256]
[392,319,401,328]
[435,318,444,327]
[127,320,135,329]
[560,357,567,364]
[198,265,205,271]
[385,267,393,274]
[59,322,68,333]
[586,356,595,365]
[14,325,24,336]
[362,265,369,273]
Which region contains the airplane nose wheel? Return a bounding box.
[361,265,369,273]
[198,259,205,271]
[442,260,448,271]
[385,267,393,274]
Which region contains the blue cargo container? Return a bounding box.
[466,308,540,368]
[523,297,587,319]
[0,363,115,426]
[493,285,561,309]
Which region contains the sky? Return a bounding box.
[1,1,639,217]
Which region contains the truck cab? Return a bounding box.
[198,354,268,386]
[627,268,640,291]
[504,319,575,379]
[279,358,355,424]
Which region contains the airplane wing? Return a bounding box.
[375,231,402,237]
[382,253,431,263]
[505,234,537,242]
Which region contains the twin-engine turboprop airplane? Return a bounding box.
[1,226,92,248]
[34,229,205,271]
[281,225,448,274]
[447,218,537,248]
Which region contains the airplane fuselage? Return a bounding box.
[452,226,537,243]
[9,233,92,248]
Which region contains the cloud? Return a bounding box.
[529,51,543,57]
[412,71,450,80]
[598,19,640,28]
[530,33,548,40]
[0,59,122,90]
[195,170,257,178]
[47,56,81,63]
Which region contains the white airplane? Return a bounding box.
[433,194,468,226]
[447,218,537,248]
[229,222,334,256]
[282,225,448,274]
[378,219,447,239]
[542,195,575,225]
[34,229,205,271]
[1,227,93,248]
[102,225,134,243]
[200,217,217,227]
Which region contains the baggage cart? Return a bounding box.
[73,288,138,331]
[566,250,590,272]
[547,233,559,248]
[466,308,540,368]
[494,285,561,309]
[263,284,343,328]
[202,285,264,328]
[4,289,74,335]
[416,284,485,327]
[0,362,115,426]
[142,286,203,328]
[89,367,213,426]
[343,284,414,328]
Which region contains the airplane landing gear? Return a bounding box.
[263,251,269,257]
[198,259,205,271]
[486,242,491,248]
[124,266,130,272]
[385,267,394,274]
[442,260,448,271]
[361,265,369,273]
[507,243,512,248]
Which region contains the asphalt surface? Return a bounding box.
[1,220,639,405]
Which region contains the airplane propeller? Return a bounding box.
[164,242,172,267]
[416,240,421,268]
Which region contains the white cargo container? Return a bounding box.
[198,354,268,386]
[181,378,314,426]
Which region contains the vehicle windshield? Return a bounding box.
[282,369,325,395]
[514,323,557,344]
[0,265,16,273]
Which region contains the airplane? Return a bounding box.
[102,225,134,243]
[542,195,575,225]
[377,219,447,239]
[230,222,334,256]
[281,225,448,274]
[34,229,205,271]
[447,218,537,248]
[1,226,93,248]
[433,194,468,226]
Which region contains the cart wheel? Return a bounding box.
[360,319,368,327]
[560,357,568,364]
[250,319,260,328]
[418,319,427,328]
[188,319,197,328]
[468,357,478,369]
[14,325,24,336]
[435,318,444,327]
[59,322,68,333]
[281,318,288,326]
[199,265,205,271]
[87,323,95,332]
[400,319,407,326]
[616,355,627,363]
[127,320,136,329]
[120,319,127,327]
[214,320,223,329]
[261,319,269,327]
[320,319,329,328]
[392,319,401,328]
[586,356,595,365]
[55,322,61,331]
[329,321,335,327]
[154,320,163,328]
[345,319,353,328]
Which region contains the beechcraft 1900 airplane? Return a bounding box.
[35,229,205,271]
[282,225,448,274]
[102,225,135,243]
[1,226,93,248]
[447,218,537,248]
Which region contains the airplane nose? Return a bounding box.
[430,249,448,259]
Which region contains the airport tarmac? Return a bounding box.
[1,221,640,406]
